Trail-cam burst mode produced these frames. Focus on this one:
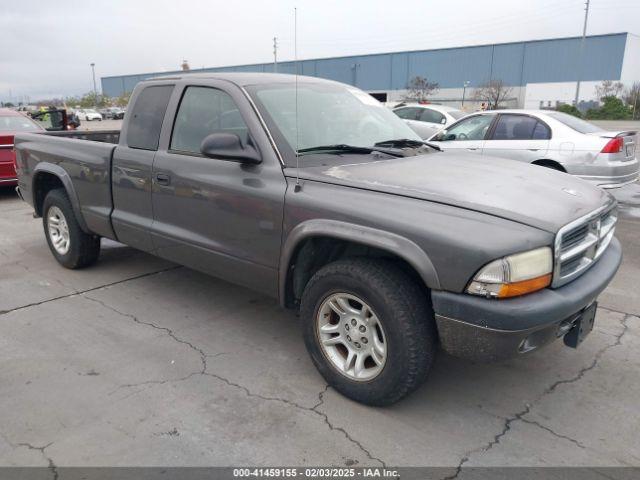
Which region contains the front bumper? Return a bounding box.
[431,237,622,362]
[0,177,18,186]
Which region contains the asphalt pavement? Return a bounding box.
[0,160,638,472]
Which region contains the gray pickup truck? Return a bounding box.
[15,73,622,406]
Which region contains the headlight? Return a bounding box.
[467,247,553,299]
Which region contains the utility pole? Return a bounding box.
[90,63,98,104]
[574,0,590,108]
[273,37,278,73]
[462,81,470,108]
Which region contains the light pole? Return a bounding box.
[90,63,98,104]
[574,0,590,107]
[273,37,278,73]
[462,81,470,108]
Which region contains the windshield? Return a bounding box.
[546,112,602,134]
[249,82,421,163]
[0,115,41,132]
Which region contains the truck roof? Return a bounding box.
[145,72,338,87]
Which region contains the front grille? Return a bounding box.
[553,203,617,287]
[561,224,589,251]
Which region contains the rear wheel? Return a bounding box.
[43,188,101,269]
[300,258,437,406]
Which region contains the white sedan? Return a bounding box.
[76,109,102,121]
[427,109,638,189]
[393,104,466,139]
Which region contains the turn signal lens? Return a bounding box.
[497,274,552,298]
[467,247,553,299]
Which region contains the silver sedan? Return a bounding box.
[428,110,638,189]
[393,104,466,140]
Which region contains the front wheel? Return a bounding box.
[43,188,101,269]
[300,258,437,406]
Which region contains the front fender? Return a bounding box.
[279,219,441,306]
[32,162,90,233]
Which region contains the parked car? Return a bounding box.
[428,110,638,188]
[110,107,125,120]
[76,109,102,121]
[393,104,466,139]
[98,107,125,120]
[0,108,44,187]
[15,73,621,406]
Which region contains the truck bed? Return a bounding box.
[46,129,120,144]
[14,130,120,240]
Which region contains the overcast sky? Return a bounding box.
[1,0,638,102]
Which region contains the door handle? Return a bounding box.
[155,173,171,186]
[528,149,540,152]
[467,147,479,151]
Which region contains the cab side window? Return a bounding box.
[127,85,174,150]
[170,86,249,154]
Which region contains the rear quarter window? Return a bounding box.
[546,112,602,134]
[127,85,174,150]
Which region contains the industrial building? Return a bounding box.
[101,32,640,109]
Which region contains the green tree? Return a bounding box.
[624,82,640,120]
[556,103,582,118]
[75,92,111,108]
[114,92,131,108]
[586,96,632,120]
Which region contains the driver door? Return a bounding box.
[150,82,287,296]
[429,113,496,153]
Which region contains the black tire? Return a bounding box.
[300,258,437,406]
[42,188,101,269]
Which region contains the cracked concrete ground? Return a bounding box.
[1,183,639,471]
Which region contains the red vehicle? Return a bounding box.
[1,108,68,187]
[0,108,44,187]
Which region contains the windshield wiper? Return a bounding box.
[298,144,374,155]
[374,138,441,151]
[297,144,403,157]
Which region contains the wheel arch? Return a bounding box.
[279,219,441,308]
[32,163,90,233]
[531,159,566,172]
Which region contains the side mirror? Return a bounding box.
[200,132,262,164]
[433,131,445,141]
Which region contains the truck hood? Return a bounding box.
[287,152,613,232]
